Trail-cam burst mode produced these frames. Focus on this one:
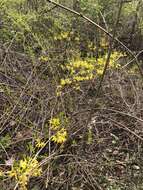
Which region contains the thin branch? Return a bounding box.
[72,108,143,123]
[108,118,143,141]
[121,50,143,70]
[99,11,108,31]
[95,0,123,97]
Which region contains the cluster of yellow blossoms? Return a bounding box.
[49,115,68,144]
[1,157,42,190]
[57,51,123,95]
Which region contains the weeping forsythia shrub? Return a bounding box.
[6,157,42,190]
[57,51,123,95]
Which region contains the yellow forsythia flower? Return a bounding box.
[51,128,67,144]
[35,138,46,148]
[60,78,72,86]
[96,69,103,75]
[49,117,60,130]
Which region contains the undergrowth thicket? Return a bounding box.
[0,0,143,190]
